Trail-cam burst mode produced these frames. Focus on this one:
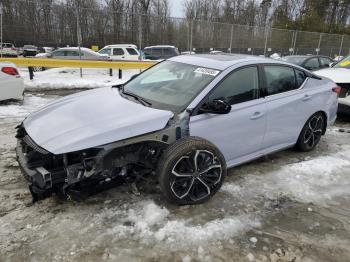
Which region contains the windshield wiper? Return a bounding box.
[121,86,152,107]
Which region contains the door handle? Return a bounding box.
[302,94,312,101]
[250,111,264,120]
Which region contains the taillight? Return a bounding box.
[11,48,16,51]
[332,86,341,95]
[1,67,19,76]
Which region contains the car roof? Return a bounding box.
[104,44,137,48]
[169,54,274,70]
[144,45,176,49]
[55,47,99,55]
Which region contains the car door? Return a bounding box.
[190,66,267,166]
[126,48,139,60]
[262,65,311,152]
[111,48,126,60]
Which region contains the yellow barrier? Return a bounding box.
[0,57,157,69]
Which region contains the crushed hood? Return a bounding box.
[314,68,350,83]
[23,87,173,154]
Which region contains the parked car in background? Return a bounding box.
[33,47,108,71]
[15,54,338,204]
[17,47,24,56]
[98,44,140,60]
[38,47,55,54]
[0,62,24,101]
[314,55,350,115]
[281,55,333,71]
[209,50,224,54]
[143,45,179,60]
[270,53,281,59]
[334,56,344,62]
[0,43,18,57]
[23,45,39,57]
[48,47,109,60]
[181,51,196,55]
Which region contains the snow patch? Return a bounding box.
[93,200,260,249]
[0,94,56,119]
[223,152,350,204]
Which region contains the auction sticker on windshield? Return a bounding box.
[194,68,220,76]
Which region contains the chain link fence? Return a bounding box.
[1,8,350,57]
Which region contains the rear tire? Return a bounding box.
[296,112,325,152]
[157,137,226,205]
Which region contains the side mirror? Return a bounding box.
[199,99,231,114]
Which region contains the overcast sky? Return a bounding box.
[168,0,185,17]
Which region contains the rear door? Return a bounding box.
[261,65,312,152]
[126,48,139,60]
[111,48,126,60]
[190,66,267,166]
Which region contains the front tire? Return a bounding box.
[296,112,325,152]
[158,137,226,205]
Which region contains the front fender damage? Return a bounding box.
[15,110,192,202]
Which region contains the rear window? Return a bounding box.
[282,56,307,65]
[126,48,138,55]
[2,43,14,48]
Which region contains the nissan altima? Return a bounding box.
[16,54,339,205]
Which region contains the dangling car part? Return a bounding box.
[16,54,338,205]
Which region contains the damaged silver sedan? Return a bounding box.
[16,54,338,204]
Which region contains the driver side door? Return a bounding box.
[190,66,267,167]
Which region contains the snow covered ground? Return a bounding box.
[0,93,350,261]
[19,67,140,90]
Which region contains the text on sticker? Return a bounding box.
[194,68,220,76]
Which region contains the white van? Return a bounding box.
[98,44,140,61]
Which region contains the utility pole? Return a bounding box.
[0,5,3,58]
[76,3,82,78]
[317,33,323,55]
[339,35,344,57]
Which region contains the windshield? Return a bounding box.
[281,56,306,65]
[333,56,350,69]
[123,61,220,112]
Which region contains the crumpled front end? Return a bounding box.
[15,124,103,202]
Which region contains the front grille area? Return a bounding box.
[23,135,49,155]
[16,125,64,170]
[337,83,350,98]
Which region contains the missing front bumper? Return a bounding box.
[15,140,61,202]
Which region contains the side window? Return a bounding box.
[295,69,307,87]
[209,66,259,105]
[163,48,173,55]
[319,57,332,68]
[113,48,125,56]
[304,58,320,71]
[52,51,65,57]
[126,48,138,55]
[264,66,296,95]
[65,51,79,56]
[152,48,163,56]
[99,48,111,55]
